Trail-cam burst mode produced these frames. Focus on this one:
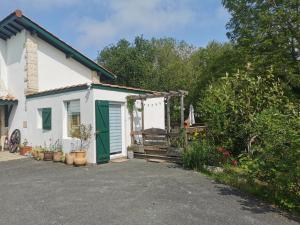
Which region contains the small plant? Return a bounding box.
[71,124,92,151]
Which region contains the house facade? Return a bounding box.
[0,10,165,164]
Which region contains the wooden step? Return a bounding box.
[144,149,167,156]
[134,152,182,164]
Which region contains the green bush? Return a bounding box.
[198,69,293,155]
[183,141,223,170]
[245,108,300,211]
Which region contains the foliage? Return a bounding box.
[239,108,300,211]
[71,124,93,151]
[183,140,223,170]
[126,98,135,114]
[198,69,293,154]
[98,37,242,124]
[223,0,300,95]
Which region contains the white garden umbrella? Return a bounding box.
[188,104,195,126]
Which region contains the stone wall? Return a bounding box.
[25,34,38,94]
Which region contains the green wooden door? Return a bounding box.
[95,100,110,163]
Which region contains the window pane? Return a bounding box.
[67,100,80,137]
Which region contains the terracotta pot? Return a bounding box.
[73,151,87,166]
[65,152,74,165]
[20,146,32,156]
[37,152,44,160]
[32,150,38,159]
[44,151,53,161]
[53,151,63,162]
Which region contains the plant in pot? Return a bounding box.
[71,124,92,166]
[19,139,32,156]
[53,139,64,162]
[43,139,54,161]
[35,146,44,160]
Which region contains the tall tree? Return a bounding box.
[223,0,300,94]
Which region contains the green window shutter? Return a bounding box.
[42,108,52,130]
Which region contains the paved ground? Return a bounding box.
[0,151,25,162]
[0,159,299,225]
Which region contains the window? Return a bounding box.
[66,100,80,137]
[42,108,51,130]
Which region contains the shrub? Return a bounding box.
[198,69,294,155]
[183,141,226,170]
[245,108,300,211]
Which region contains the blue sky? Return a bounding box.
[0,0,230,59]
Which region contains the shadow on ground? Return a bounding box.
[214,182,300,223]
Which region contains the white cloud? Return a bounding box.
[74,0,195,49]
[0,0,82,10]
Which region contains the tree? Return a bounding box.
[198,69,293,155]
[223,0,300,95]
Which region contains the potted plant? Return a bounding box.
[72,124,92,166]
[19,139,32,156]
[53,140,63,162]
[43,139,54,161]
[65,151,75,165]
[36,147,44,160]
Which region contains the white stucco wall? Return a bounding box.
[0,30,165,165]
[0,38,8,90]
[37,35,94,91]
[26,89,94,162]
[5,31,27,137]
[25,88,165,164]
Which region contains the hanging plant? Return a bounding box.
[127,98,135,114]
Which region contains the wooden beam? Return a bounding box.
[8,22,22,32]
[141,100,145,131]
[180,94,185,128]
[127,91,188,100]
[0,31,10,39]
[4,26,17,35]
[130,110,134,145]
[0,33,7,40]
[166,97,171,133]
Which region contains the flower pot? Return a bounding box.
[37,152,44,160]
[127,150,134,159]
[65,152,74,165]
[73,151,87,166]
[53,151,63,162]
[20,146,32,156]
[32,150,38,159]
[44,151,53,161]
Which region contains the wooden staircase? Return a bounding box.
[134,128,182,163]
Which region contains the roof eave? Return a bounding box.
[0,10,117,80]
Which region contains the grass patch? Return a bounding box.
[198,166,300,217]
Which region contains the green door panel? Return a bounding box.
[95,100,110,164]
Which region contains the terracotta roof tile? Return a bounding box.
[0,95,17,101]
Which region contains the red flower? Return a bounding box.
[231,160,238,166]
[223,151,230,157]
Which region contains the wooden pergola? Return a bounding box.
[127,90,188,144]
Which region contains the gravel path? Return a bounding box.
[0,159,299,225]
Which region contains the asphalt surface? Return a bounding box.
[0,158,299,225]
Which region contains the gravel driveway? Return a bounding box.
[0,159,298,225]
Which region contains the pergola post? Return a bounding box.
[130,111,134,145]
[180,93,185,128]
[166,96,171,133]
[141,100,145,131]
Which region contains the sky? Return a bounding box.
[0,0,230,59]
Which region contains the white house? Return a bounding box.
[0,10,165,164]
